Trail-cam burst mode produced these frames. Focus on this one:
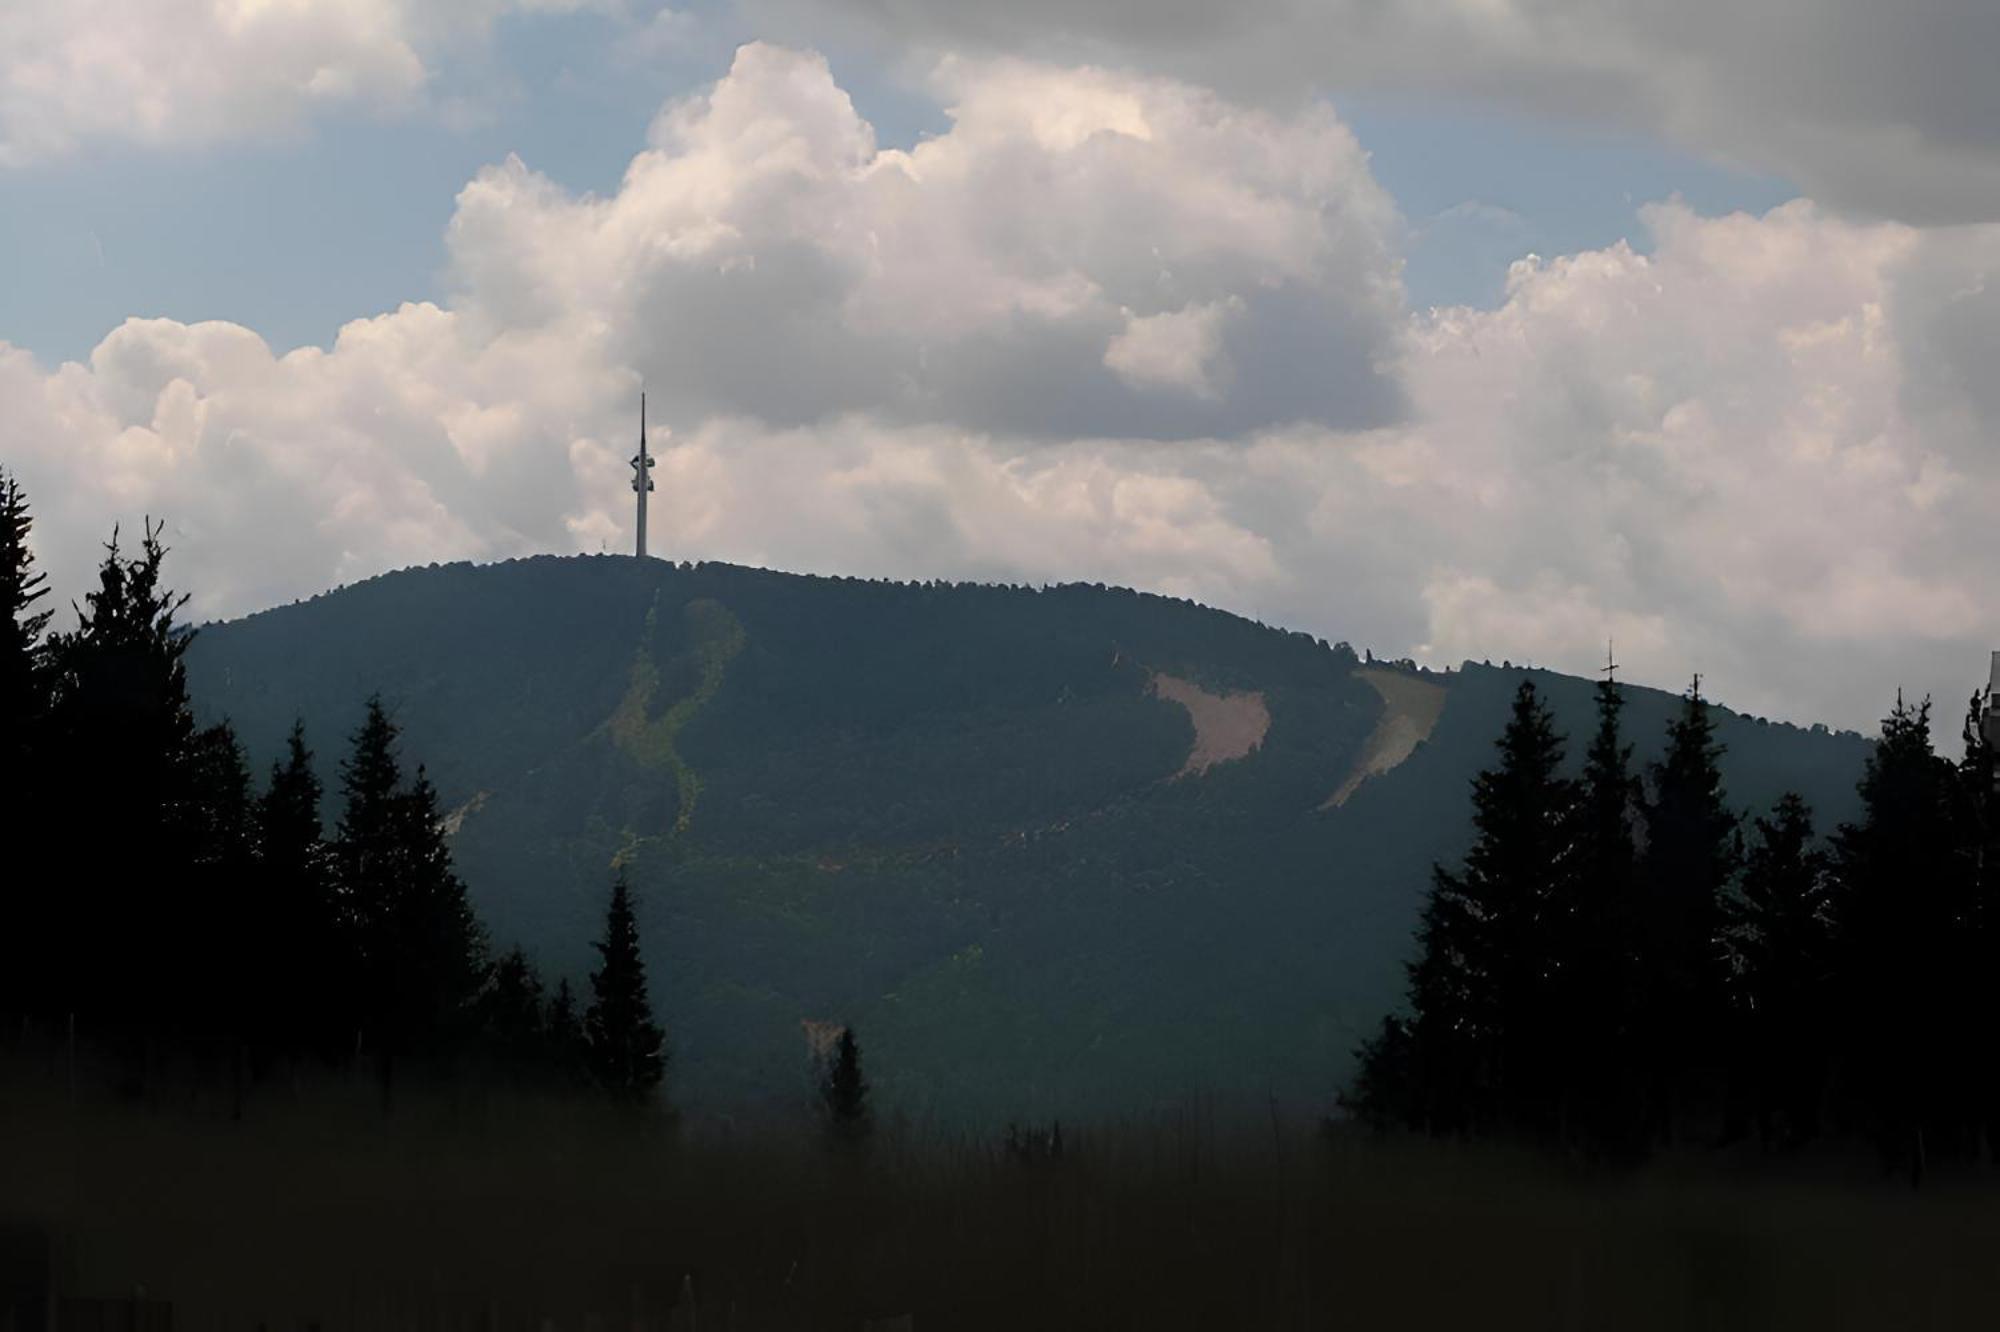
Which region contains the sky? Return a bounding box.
[5,0,2000,733]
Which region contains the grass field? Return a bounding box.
[8,1049,2000,1330]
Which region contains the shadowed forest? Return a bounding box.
[10,464,2000,1326]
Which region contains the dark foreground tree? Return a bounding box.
[484,947,547,1060]
[585,872,666,1103]
[545,977,591,1089]
[1637,677,1737,1143]
[1724,793,1831,1147]
[0,468,50,776]
[257,721,351,1059]
[1828,694,1963,1178]
[184,720,258,1032]
[46,521,201,1029]
[1350,679,1575,1137]
[1554,667,1641,1152]
[820,1026,871,1143]
[0,469,53,1020]
[483,946,591,1087]
[1954,692,2000,1157]
[335,697,488,1059]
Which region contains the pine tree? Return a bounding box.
[334,697,489,1059]
[336,696,406,1056]
[1351,680,1576,1136]
[1828,694,1962,1177]
[184,721,258,1034]
[46,521,200,1029]
[0,469,53,1021]
[1637,676,1738,1143]
[0,468,50,776]
[585,872,666,1103]
[258,722,349,1059]
[819,1026,871,1143]
[1556,668,1641,1151]
[1954,691,2000,1157]
[483,946,548,1079]
[545,978,591,1088]
[394,763,490,1050]
[1724,793,1831,1147]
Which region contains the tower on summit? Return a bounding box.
[632,392,657,559]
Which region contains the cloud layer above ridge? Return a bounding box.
[8,43,2000,732]
[749,0,2000,225]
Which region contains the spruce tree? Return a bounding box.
[1829,694,1962,1177]
[545,977,591,1088]
[46,521,199,1028]
[1724,793,1831,1147]
[395,763,490,1050]
[0,469,52,1021]
[1954,691,2000,1156]
[585,872,666,1103]
[1637,676,1737,1143]
[258,722,349,1059]
[819,1026,871,1143]
[1352,680,1576,1136]
[334,697,489,1059]
[184,721,258,1033]
[1557,668,1640,1151]
[483,946,548,1078]
[0,468,50,777]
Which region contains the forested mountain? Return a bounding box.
[184,555,1871,1121]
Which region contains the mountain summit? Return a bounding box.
[186,556,1868,1120]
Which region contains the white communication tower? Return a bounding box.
[632,392,657,559]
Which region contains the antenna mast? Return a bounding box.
[632,392,656,559]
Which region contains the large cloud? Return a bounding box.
[0,0,599,165]
[10,46,2000,733]
[1,45,1380,619]
[748,0,2000,225]
[1215,201,2000,730]
[442,44,1407,438]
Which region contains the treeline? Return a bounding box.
[1348,667,1999,1179]
[0,470,668,1105]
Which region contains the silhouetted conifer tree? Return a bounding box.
[258,722,349,1059]
[0,468,49,775]
[1351,680,1575,1136]
[483,946,549,1080]
[545,977,591,1088]
[334,697,488,1060]
[1724,793,1831,1147]
[1637,677,1737,1144]
[585,872,665,1103]
[0,469,53,1021]
[1954,691,2000,1155]
[1828,694,1966,1180]
[820,1026,871,1143]
[46,521,199,1029]
[1557,669,1641,1152]
[185,721,258,1033]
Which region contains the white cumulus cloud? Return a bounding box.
[747,0,2000,224]
[0,0,605,165]
[11,47,2000,733]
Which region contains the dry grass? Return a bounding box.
[8,1050,2000,1330]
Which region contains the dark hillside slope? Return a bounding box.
[187,556,1871,1121]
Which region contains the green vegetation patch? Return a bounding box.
[608,595,747,837]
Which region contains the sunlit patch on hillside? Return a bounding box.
[1148,672,1270,777]
[441,789,489,838]
[1325,666,1449,808]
